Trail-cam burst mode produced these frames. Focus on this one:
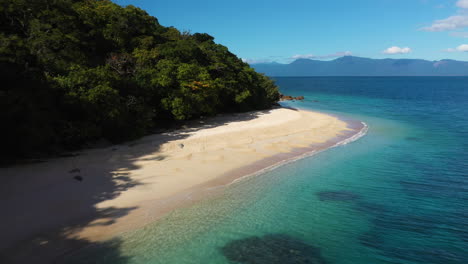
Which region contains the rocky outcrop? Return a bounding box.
[279,94,305,101]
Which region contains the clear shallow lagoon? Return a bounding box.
[71,77,468,264]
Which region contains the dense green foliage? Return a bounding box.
[0,0,279,159]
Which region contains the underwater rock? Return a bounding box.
[316,190,361,202]
[221,234,329,264]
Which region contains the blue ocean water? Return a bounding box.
[71,77,468,264]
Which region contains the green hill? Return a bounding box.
[0,0,279,159]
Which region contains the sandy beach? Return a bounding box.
[0,107,364,263]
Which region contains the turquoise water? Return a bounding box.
[71,77,468,264]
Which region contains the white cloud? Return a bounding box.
[291,51,352,60]
[318,51,353,59]
[382,46,412,54]
[444,48,457,52]
[457,0,468,8]
[450,31,468,37]
[241,58,273,64]
[422,1,468,32]
[291,54,315,60]
[458,44,468,51]
[443,44,468,52]
[421,15,468,31]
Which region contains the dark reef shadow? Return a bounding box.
[221,233,330,264]
[316,188,468,264]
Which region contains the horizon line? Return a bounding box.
[249,56,468,65]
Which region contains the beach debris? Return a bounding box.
[73,175,83,182]
[179,143,185,149]
[316,190,361,202]
[221,234,329,264]
[69,168,81,173]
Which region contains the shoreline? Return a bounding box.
[78,118,368,243]
[0,107,366,263]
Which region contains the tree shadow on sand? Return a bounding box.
[0,169,140,263]
[0,108,285,264]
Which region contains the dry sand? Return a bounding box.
[0,107,364,262]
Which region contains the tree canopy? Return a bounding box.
[0,0,279,159]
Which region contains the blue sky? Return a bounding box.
[114,0,468,63]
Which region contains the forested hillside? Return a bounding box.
[0,0,279,159]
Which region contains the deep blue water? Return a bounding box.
[71,77,468,264]
[276,77,468,264]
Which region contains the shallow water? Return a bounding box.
[70,77,468,264]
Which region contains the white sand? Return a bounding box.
[0,108,353,251]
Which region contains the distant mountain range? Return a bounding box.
[251,56,468,76]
